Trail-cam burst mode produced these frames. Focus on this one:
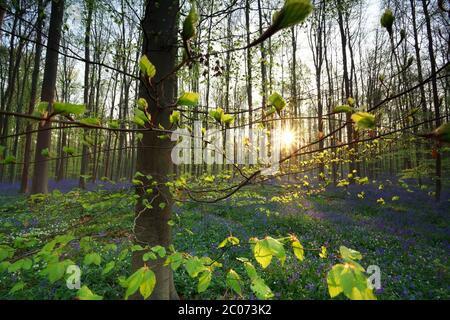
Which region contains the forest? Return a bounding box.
[0,0,449,301]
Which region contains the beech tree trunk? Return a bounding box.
[31,0,65,194]
[131,0,179,300]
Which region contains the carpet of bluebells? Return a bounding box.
[0,178,448,300]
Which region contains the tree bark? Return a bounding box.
[31,0,65,194]
[22,0,45,192]
[132,0,179,300]
[79,0,94,189]
[422,0,442,201]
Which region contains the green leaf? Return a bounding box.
[134,108,150,127]
[333,105,354,113]
[291,240,304,262]
[327,263,376,300]
[77,285,103,300]
[327,264,345,298]
[268,92,286,114]
[41,260,72,284]
[251,277,274,300]
[185,257,207,278]
[53,102,86,116]
[271,0,313,30]
[139,55,156,80]
[253,240,273,269]
[347,97,355,107]
[83,252,102,266]
[182,5,199,42]
[197,270,212,293]
[8,258,32,272]
[41,148,50,157]
[249,0,313,48]
[218,238,228,249]
[37,102,49,113]
[102,261,115,275]
[79,117,101,126]
[140,268,156,299]
[62,146,76,155]
[170,111,181,125]
[319,246,327,259]
[143,252,157,261]
[253,237,286,269]
[9,281,25,294]
[131,245,145,252]
[177,92,199,106]
[339,246,362,261]
[165,252,183,271]
[209,107,224,123]
[218,236,240,248]
[124,267,145,300]
[137,98,148,111]
[0,245,15,262]
[221,114,235,126]
[108,120,120,129]
[243,261,258,280]
[151,245,166,258]
[226,269,242,296]
[351,112,375,130]
[0,261,11,272]
[1,155,16,165]
[380,9,395,34]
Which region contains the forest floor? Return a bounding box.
[0,179,449,300]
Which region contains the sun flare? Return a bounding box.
[281,129,295,149]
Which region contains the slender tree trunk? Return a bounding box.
[20,0,44,193]
[31,0,65,194]
[79,0,94,189]
[422,0,442,201]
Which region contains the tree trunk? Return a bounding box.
[31,0,65,194]
[422,0,442,201]
[79,0,94,189]
[20,0,45,193]
[132,0,179,300]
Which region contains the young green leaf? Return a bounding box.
[333,105,354,113]
[83,252,102,266]
[226,269,242,296]
[77,285,103,300]
[102,261,115,275]
[351,112,375,130]
[177,92,199,106]
[250,277,274,300]
[139,55,156,80]
[185,257,207,278]
[339,246,362,261]
[124,267,145,300]
[291,240,304,262]
[140,268,156,299]
[53,102,86,116]
[0,244,15,261]
[182,5,199,42]
[170,111,181,125]
[197,270,212,293]
[380,9,395,35]
[268,92,286,114]
[9,281,25,294]
[249,0,313,48]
